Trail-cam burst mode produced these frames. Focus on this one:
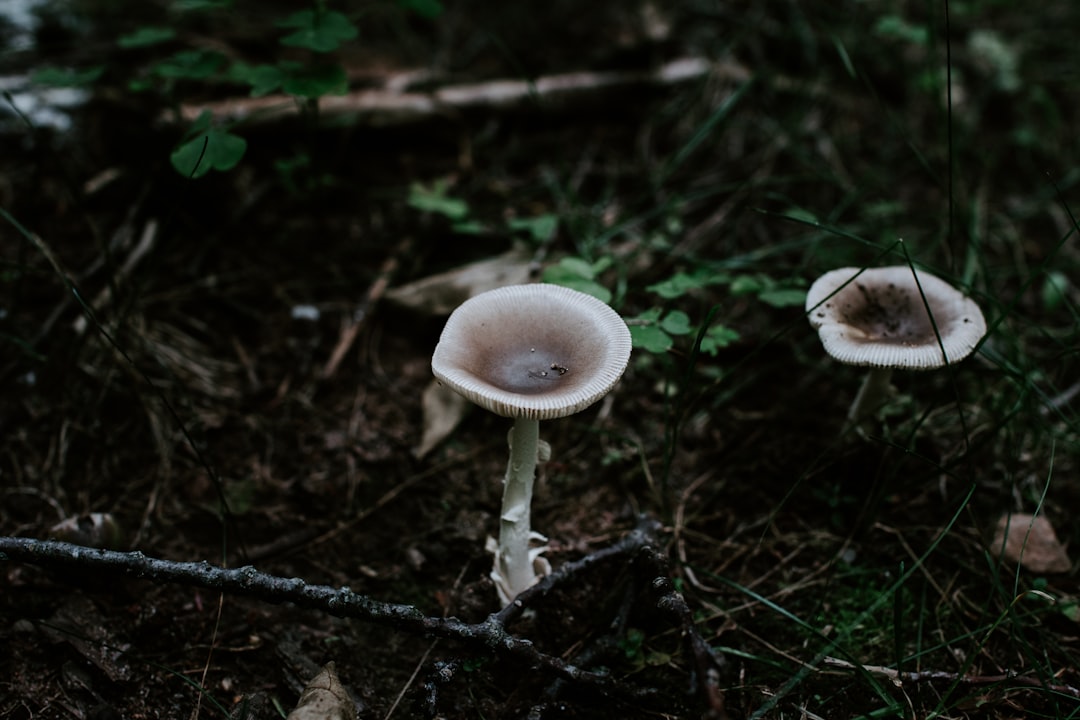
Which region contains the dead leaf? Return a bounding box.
[285,662,355,720]
[49,513,124,549]
[414,379,471,458]
[40,595,132,682]
[991,513,1072,574]
[385,247,532,316]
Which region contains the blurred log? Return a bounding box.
[173,57,747,127]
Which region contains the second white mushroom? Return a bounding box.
[806,265,987,424]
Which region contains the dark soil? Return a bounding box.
[3,2,1080,719]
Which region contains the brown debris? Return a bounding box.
[991,513,1072,574]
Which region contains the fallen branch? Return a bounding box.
[173,57,743,127]
[0,518,721,713]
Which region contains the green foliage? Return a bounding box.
[117,26,176,49]
[728,274,807,308]
[274,152,314,194]
[407,180,470,221]
[153,50,225,80]
[227,63,285,97]
[95,3,362,178]
[280,61,348,98]
[128,48,226,92]
[646,269,725,299]
[967,29,1021,92]
[543,257,758,357]
[618,628,673,673]
[542,256,613,303]
[508,214,558,243]
[405,180,558,241]
[170,111,247,178]
[627,308,687,353]
[873,15,929,46]
[397,0,444,20]
[30,65,104,87]
[1041,271,1070,313]
[277,9,358,53]
[627,307,740,356]
[172,0,233,10]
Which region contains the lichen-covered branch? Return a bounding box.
[0,528,658,703]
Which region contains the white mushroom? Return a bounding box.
[431,283,632,605]
[806,266,986,424]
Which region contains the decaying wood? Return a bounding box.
[174,57,746,127]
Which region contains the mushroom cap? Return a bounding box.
[805,266,986,369]
[431,283,632,419]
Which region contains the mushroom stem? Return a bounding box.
[494,417,545,602]
[848,367,895,424]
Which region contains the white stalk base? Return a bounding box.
[490,418,552,605]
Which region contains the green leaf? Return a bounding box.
[647,270,724,299]
[555,256,596,280]
[282,62,348,97]
[31,65,104,87]
[228,62,284,97]
[407,180,469,220]
[547,277,612,303]
[873,15,929,45]
[173,0,233,9]
[660,310,693,336]
[1042,271,1070,313]
[508,214,558,243]
[171,116,247,178]
[645,651,673,667]
[154,50,225,80]
[699,325,740,356]
[278,9,358,53]
[450,220,489,235]
[633,307,663,323]
[398,0,444,19]
[185,108,213,135]
[781,207,819,225]
[118,26,176,48]
[758,288,807,308]
[729,274,767,296]
[630,325,672,353]
[542,257,613,302]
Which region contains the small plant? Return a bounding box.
[542,256,613,303]
[545,259,806,358]
[406,178,559,241]
[170,110,246,178]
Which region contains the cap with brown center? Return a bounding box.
[806,266,986,369]
[806,266,986,424]
[431,283,631,605]
[432,283,632,419]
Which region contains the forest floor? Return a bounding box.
[2,1,1080,719]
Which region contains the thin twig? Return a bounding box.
[322,237,411,379]
[822,657,1080,699]
[73,219,159,335]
